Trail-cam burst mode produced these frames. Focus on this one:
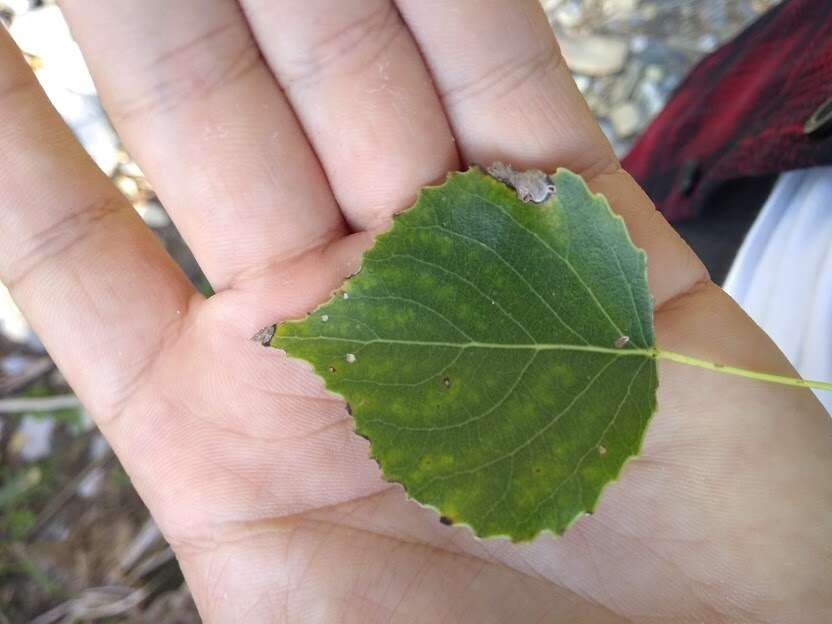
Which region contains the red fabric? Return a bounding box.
[622,0,832,221]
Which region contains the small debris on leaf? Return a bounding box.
[251,325,276,346]
[345,353,356,364]
[614,335,630,348]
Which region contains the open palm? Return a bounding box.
[2,1,830,622]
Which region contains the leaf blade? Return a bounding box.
[273,167,658,541]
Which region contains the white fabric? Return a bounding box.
[723,166,832,414]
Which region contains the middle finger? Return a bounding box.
[239,0,459,230]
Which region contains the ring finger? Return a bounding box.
[395,0,708,307]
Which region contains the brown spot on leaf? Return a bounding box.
[443,377,452,388]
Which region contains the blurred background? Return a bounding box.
[0,1,780,622]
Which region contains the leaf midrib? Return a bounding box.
[276,334,656,358]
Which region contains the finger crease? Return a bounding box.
[95,292,197,427]
[442,44,565,107]
[223,224,344,293]
[115,19,264,123]
[2,196,125,292]
[274,4,403,89]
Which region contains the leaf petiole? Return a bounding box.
[655,349,832,392]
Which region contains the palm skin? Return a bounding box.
[115,252,831,624]
[1,1,830,622]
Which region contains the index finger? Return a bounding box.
[395,0,708,307]
[0,27,195,419]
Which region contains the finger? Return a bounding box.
[395,0,708,306]
[238,0,459,230]
[396,0,613,175]
[58,0,346,291]
[0,28,195,418]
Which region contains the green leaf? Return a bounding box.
[272,167,658,541]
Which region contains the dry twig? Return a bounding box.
[0,394,80,414]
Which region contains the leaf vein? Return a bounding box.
[610,245,647,348]
[367,253,537,343]
[365,351,539,432]
[461,188,628,341]
[350,294,474,341]
[402,223,591,345]
[342,348,466,389]
[526,358,648,522]
[415,356,619,490]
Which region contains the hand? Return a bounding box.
[2,1,829,621]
